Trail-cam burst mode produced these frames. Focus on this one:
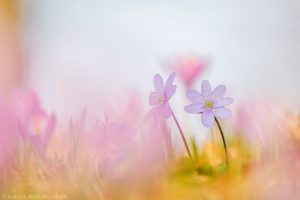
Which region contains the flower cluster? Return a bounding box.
[145,73,233,128]
[145,73,233,163]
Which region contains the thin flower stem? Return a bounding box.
[171,110,194,162]
[214,117,229,166]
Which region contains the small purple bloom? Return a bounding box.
[184,80,233,128]
[144,73,177,124]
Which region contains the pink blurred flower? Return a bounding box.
[233,100,287,161]
[89,119,138,176]
[144,73,176,125]
[25,111,56,155]
[165,55,206,88]
[103,92,143,127]
[13,90,56,155]
[105,122,137,150]
[234,102,259,142]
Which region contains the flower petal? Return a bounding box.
[154,73,164,92]
[201,111,215,128]
[186,89,203,103]
[213,107,232,119]
[201,80,212,95]
[212,85,226,99]
[214,98,233,107]
[165,72,176,88]
[162,103,172,119]
[184,103,203,114]
[149,92,158,105]
[165,85,176,101]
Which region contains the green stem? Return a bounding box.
[214,117,229,166]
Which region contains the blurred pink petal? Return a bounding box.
[0,95,19,175]
[12,90,56,155]
[88,118,139,177]
[165,55,206,88]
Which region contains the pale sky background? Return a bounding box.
[19,0,300,116]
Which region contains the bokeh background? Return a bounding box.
[1,3,300,198]
[1,0,300,113]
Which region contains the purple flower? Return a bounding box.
[144,73,176,123]
[184,80,233,128]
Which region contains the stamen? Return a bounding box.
[205,100,212,109]
[157,95,165,104]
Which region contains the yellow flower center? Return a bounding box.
[205,100,213,109]
[157,95,165,104]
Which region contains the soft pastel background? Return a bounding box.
[1,0,299,143]
[1,1,300,199]
[1,0,299,105]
